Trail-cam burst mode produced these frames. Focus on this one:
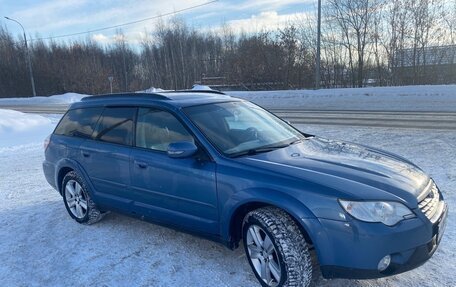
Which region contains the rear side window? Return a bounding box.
[94,107,136,146]
[54,108,103,138]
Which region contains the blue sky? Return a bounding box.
[1,0,315,44]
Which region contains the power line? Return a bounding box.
[30,0,218,42]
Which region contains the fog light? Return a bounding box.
[378,255,391,271]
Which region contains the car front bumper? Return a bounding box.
[316,202,448,279]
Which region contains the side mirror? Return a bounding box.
[167,141,198,158]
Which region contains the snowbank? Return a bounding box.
[227,84,456,111]
[139,87,165,93]
[0,109,55,149]
[139,85,213,93]
[0,92,88,106]
[192,84,213,91]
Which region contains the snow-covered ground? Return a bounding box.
[0,92,87,106]
[1,85,455,112]
[0,111,455,287]
[228,85,456,111]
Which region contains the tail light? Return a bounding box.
[44,134,51,151]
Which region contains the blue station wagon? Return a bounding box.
[43,90,448,287]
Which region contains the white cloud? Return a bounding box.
[12,0,89,30]
[11,0,202,39]
[92,31,148,45]
[92,33,109,43]
[225,11,311,34]
[233,0,313,11]
[6,0,314,44]
[192,0,312,15]
[13,0,87,18]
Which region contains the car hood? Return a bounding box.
[238,137,429,202]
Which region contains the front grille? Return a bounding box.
[418,181,440,221]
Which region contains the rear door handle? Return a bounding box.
[81,151,90,158]
[135,161,147,169]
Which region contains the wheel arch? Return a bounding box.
[223,189,317,250]
[54,159,94,198]
[57,167,74,195]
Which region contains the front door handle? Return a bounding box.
[135,160,147,169]
[81,151,90,158]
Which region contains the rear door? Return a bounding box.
[79,107,136,210]
[130,107,219,234]
[50,107,103,188]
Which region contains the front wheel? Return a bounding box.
[243,207,312,287]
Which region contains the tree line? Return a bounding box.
[0,0,454,98]
[296,0,455,88]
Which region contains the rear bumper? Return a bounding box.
[317,203,448,279]
[42,160,57,190]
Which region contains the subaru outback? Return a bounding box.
[43,90,448,287]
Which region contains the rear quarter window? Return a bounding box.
[54,108,103,138]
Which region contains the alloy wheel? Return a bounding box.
[65,179,88,219]
[246,225,282,286]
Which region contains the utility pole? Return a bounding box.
[108,76,114,94]
[5,16,36,97]
[316,0,321,89]
[122,45,128,92]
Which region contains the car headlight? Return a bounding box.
[339,200,415,226]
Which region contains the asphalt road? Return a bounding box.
[0,104,68,114]
[271,109,456,130]
[1,104,456,130]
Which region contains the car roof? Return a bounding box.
[71,90,241,110]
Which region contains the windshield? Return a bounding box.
[184,101,306,157]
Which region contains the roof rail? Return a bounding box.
[81,92,170,101]
[162,89,226,95]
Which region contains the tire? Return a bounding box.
[242,207,312,287]
[62,171,103,225]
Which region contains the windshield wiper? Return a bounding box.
[229,147,279,158]
[229,137,305,158]
[230,140,302,158]
[289,139,302,145]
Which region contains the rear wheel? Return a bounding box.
[62,171,103,225]
[242,207,312,287]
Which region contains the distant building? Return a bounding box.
[392,45,456,85]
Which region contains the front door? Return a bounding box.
[130,107,218,234]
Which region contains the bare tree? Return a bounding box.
[1,9,455,98]
[326,0,378,87]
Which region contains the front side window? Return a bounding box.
[184,101,305,157]
[136,108,194,151]
[54,108,103,138]
[94,107,136,146]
